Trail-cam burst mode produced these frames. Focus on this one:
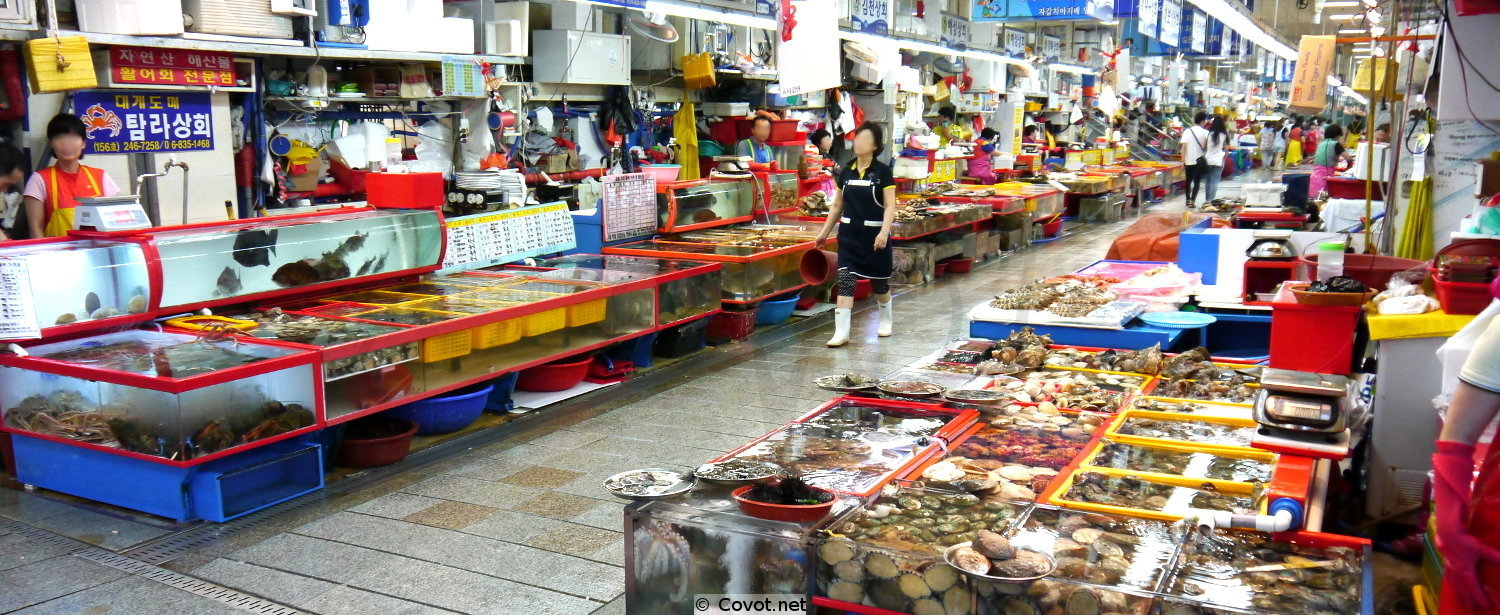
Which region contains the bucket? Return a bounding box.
[756,294,800,325]
[387,383,494,434]
[1297,253,1423,291]
[934,261,949,277]
[336,415,419,468]
[799,249,839,285]
[517,355,594,392]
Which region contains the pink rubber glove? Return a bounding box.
[1432,441,1500,611]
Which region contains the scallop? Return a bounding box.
[1071,528,1104,544]
[999,466,1035,481]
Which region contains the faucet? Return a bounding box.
[135,155,192,225]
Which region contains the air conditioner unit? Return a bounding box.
[76,0,185,35]
[184,0,296,38]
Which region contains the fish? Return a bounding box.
[271,260,320,288]
[214,267,243,297]
[355,254,388,277]
[312,251,350,281]
[336,231,368,255]
[231,229,279,268]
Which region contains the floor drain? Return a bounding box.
[73,548,305,614]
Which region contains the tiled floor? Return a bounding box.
[0,179,1277,614]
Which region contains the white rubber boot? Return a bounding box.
[877,300,893,337]
[827,308,852,347]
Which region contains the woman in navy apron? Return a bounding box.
[814,122,897,347]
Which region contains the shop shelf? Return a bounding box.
[521,308,567,337]
[419,330,473,363]
[471,319,523,349]
[566,298,608,327]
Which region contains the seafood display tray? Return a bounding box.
[1130,396,1256,419]
[1103,410,1261,454]
[967,300,1149,330]
[1045,467,1267,522]
[1157,531,1374,615]
[1080,438,1277,484]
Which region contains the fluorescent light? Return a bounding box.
[1337,28,1367,34]
[1323,0,1361,6]
[1048,63,1091,74]
[641,1,776,29]
[1328,13,1361,20]
[838,31,1029,68]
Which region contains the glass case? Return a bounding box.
[0,239,153,335]
[148,208,444,310]
[0,329,318,464]
[657,178,758,232]
[756,171,801,214]
[626,484,851,614]
[531,255,724,326]
[1158,531,1372,615]
[604,239,810,303]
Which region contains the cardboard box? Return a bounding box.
[289,158,324,192]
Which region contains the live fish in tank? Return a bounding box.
[356,253,388,277]
[214,266,243,297]
[337,231,369,254]
[84,291,101,314]
[271,260,319,287]
[231,228,279,268]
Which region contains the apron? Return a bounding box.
[1440,444,1500,615]
[41,166,106,237]
[836,162,893,279]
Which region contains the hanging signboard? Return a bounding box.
[780,0,842,96]
[940,13,970,50]
[1137,0,1160,40]
[1190,11,1207,53]
[1113,0,1138,18]
[1041,34,1063,62]
[973,0,1007,20]
[851,0,891,33]
[1006,0,1114,21]
[1159,0,1181,47]
[73,91,213,154]
[1003,28,1029,57]
[107,46,236,88]
[756,0,778,16]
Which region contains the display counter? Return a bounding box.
[889,200,992,241]
[657,177,759,233]
[604,228,815,304]
[989,182,1066,221]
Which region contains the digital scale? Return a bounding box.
[1251,368,1354,459]
[72,196,153,232]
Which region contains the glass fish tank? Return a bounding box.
[0,329,318,463]
[226,310,420,382]
[148,209,443,310]
[657,178,757,232]
[757,171,800,214]
[626,485,846,614]
[1160,531,1372,615]
[0,239,153,335]
[530,254,723,324]
[604,240,809,303]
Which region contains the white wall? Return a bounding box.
[24,91,238,226]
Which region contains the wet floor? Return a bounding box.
[0,169,1421,615]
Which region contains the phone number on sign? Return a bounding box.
[92,139,212,152]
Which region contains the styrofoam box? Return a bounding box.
[1243,182,1289,207]
[78,0,185,35]
[701,103,750,117]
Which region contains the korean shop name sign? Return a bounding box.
[110,46,237,88]
[74,91,214,154]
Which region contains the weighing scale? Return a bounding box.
[1246,230,1295,260]
[72,196,152,232]
[1251,368,1354,459]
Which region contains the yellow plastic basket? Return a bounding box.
[566,299,607,327]
[1046,466,1266,522]
[419,330,472,363]
[683,52,717,90]
[471,319,522,349]
[521,308,566,337]
[26,36,98,93]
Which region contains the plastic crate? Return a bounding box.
[521,308,566,336]
[707,308,759,343]
[1270,288,1362,374]
[655,318,708,358]
[191,441,325,522]
[420,330,473,362]
[566,298,608,327]
[471,319,522,349]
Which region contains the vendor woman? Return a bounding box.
[814,122,896,347]
[23,113,121,238]
[1432,282,1500,614]
[736,115,775,164]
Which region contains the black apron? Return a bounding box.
[836,161,893,279]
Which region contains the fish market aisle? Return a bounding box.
[0,186,1234,614]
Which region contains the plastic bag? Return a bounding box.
[1377,295,1439,315]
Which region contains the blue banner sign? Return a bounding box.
[74,90,214,155]
[973,0,1008,20]
[851,0,890,33]
[1006,0,1115,21]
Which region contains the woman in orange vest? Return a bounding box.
[22,114,121,238]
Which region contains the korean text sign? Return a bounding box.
[74,91,214,155]
[851,0,890,34]
[110,46,236,88]
[1006,0,1114,21]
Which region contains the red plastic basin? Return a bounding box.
[732,484,835,523]
[945,257,974,273]
[336,416,419,468]
[517,355,594,392]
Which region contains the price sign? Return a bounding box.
[0,258,40,339]
[601,173,659,242]
[441,202,577,271]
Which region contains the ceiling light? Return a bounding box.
[1186,0,1299,60]
[1324,1,1361,7]
[1369,25,1386,35]
[1048,63,1091,74]
[1337,28,1366,34]
[1328,13,1361,20]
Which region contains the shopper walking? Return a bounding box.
[22,114,122,238]
[815,122,897,347]
[1203,115,1233,202]
[1259,121,1284,171]
[1180,112,1212,208]
[1431,285,1500,614]
[1285,120,1305,167]
[1308,124,1352,198]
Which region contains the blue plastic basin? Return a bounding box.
[756,294,800,326]
[388,384,494,435]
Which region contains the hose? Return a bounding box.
[1188,498,1304,533]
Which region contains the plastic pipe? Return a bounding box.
[1188,498,1304,533]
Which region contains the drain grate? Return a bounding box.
[122,492,329,565]
[74,548,305,614]
[0,516,97,551]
